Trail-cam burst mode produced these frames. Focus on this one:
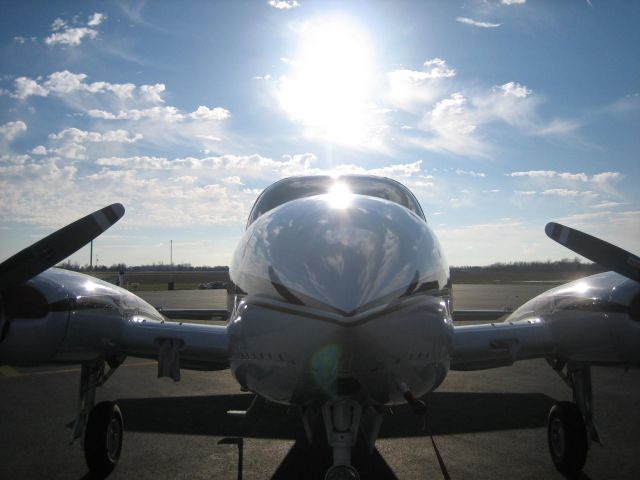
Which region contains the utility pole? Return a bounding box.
[168,239,174,291]
[89,240,93,270]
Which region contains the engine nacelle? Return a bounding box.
[0,268,163,366]
[507,271,640,365]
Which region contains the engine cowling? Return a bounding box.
[507,271,640,365]
[0,268,163,366]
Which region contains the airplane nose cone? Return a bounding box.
[233,194,448,314]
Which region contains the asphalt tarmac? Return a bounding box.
[1,285,639,479]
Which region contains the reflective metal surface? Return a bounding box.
[233,193,448,315]
[228,186,452,405]
[247,175,426,226]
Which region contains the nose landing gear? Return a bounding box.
[321,399,363,480]
[325,464,360,480]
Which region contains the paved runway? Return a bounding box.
[1,285,639,479]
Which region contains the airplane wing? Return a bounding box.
[451,222,640,371]
[157,308,229,320]
[0,204,230,378]
[0,267,230,376]
[450,317,553,371]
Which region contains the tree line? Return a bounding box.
[451,257,604,274]
[57,257,601,274]
[57,262,229,272]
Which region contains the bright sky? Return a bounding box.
[0,0,638,267]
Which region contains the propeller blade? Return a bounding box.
[545,222,640,282]
[0,203,125,291]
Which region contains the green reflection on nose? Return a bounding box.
[310,343,340,396]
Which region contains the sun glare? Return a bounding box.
[279,18,375,145]
[326,182,353,209]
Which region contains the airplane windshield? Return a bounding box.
[247,175,426,226]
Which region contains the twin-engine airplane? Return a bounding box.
[1,175,639,479]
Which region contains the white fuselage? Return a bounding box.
[226,193,453,406]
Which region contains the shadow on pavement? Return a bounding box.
[116,391,556,439]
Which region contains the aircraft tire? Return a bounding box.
[324,465,360,480]
[547,401,588,477]
[84,401,124,478]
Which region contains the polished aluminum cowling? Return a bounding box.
[507,271,640,365]
[228,194,452,405]
[231,193,449,316]
[0,268,163,365]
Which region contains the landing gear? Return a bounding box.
[547,360,601,478]
[321,399,364,480]
[547,401,588,477]
[325,464,360,480]
[84,401,124,478]
[70,359,124,478]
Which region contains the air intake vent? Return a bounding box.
[3,285,48,319]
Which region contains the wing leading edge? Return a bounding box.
[0,268,230,376]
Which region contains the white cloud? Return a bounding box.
[591,172,622,184]
[499,82,532,98]
[196,134,222,142]
[87,13,106,27]
[31,145,47,155]
[13,77,49,99]
[44,70,88,93]
[509,170,557,178]
[508,170,622,184]
[268,0,300,9]
[190,106,231,120]
[140,84,166,103]
[540,188,598,199]
[49,127,143,144]
[44,12,106,46]
[89,106,185,121]
[253,74,272,81]
[222,176,244,185]
[422,58,457,79]
[45,27,98,46]
[54,142,87,160]
[410,92,489,157]
[13,36,26,44]
[590,201,624,209]
[456,17,501,29]
[51,18,67,31]
[501,0,526,4]
[456,169,486,177]
[534,118,581,136]
[0,121,27,142]
[387,58,456,109]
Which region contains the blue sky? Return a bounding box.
[1,0,638,267]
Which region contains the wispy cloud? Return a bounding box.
[268,0,300,9]
[516,189,599,199]
[456,169,486,177]
[507,170,622,184]
[0,121,27,142]
[10,71,138,100]
[45,12,107,46]
[456,17,501,29]
[387,58,456,110]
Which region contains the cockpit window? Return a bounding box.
[247,175,426,227]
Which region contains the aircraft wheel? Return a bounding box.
[547,401,588,477]
[324,465,360,480]
[84,401,123,478]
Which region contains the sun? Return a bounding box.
[278,18,376,146]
